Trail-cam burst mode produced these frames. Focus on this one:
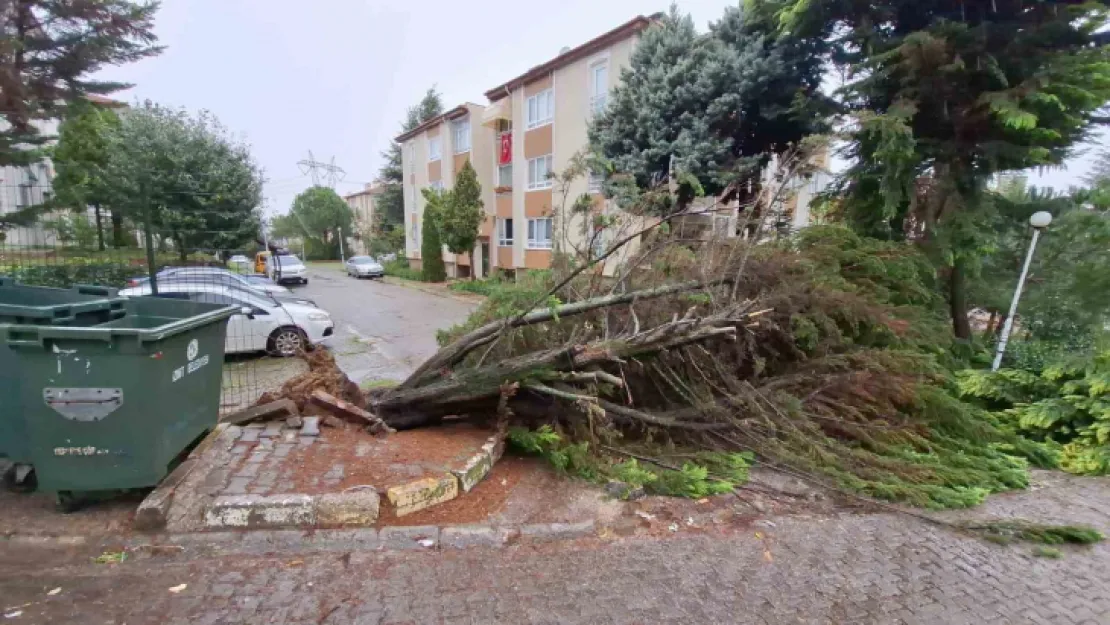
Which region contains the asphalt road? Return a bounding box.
[289,268,479,384]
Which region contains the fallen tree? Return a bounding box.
[260,152,1056,510]
[349,222,1054,509]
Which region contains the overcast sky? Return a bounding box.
[96,0,1103,218]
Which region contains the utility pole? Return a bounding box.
[338,226,346,263]
[297,151,346,189]
[992,211,1053,371]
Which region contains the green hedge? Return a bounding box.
[2,262,141,289]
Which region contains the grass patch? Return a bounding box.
[383,259,422,281]
[307,261,344,272]
[507,425,751,499]
[1031,546,1063,558]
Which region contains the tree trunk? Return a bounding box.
[949,257,972,340]
[469,250,476,280]
[111,211,124,248]
[984,311,998,338]
[94,204,105,251]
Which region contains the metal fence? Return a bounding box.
[0,183,305,416]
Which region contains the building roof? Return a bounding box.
[394,103,482,143]
[344,182,385,201]
[484,14,660,103]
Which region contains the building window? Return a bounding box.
[591,228,606,259]
[527,218,553,249]
[429,180,444,192]
[428,137,441,162]
[527,155,553,191]
[588,170,604,194]
[453,119,471,153]
[498,218,514,246]
[497,164,513,189]
[589,62,608,116]
[526,89,554,129]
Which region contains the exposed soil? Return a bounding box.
[254,348,363,414]
[284,421,493,495]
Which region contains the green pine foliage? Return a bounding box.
[960,521,1103,546]
[438,160,484,267]
[507,425,751,499]
[959,351,1110,475]
[419,188,448,282]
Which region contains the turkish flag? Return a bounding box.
[499,133,512,165]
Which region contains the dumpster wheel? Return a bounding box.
[55,491,82,513]
[2,463,36,493]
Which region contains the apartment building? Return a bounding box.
[479,15,653,274]
[343,182,385,255]
[397,13,827,277]
[397,103,494,278]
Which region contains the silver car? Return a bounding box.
[345,256,384,279]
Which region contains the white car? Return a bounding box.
[142,266,293,297]
[345,256,384,279]
[119,282,333,357]
[267,254,309,285]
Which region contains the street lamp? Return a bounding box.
[991,210,1053,371]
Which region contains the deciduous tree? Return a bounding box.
[284,187,354,260]
[52,102,121,250]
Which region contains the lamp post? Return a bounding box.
[991,210,1053,371]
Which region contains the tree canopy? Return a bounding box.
[100,102,263,258]
[377,87,443,225]
[283,186,354,260]
[419,188,447,282]
[52,102,122,250]
[438,160,484,274]
[0,0,161,167]
[589,5,831,212]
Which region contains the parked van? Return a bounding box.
[254,251,271,274]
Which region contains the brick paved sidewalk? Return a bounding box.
[3,471,1109,625]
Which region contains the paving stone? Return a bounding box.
[301,416,320,436]
[316,490,380,526]
[386,474,459,517]
[245,451,269,464]
[298,436,316,447]
[323,464,345,480]
[286,415,303,428]
[234,463,261,479]
[273,443,295,458]
[239,428,260,443]
[308,528,380,551]
[204,494,316,529]
[440,525,517,549]
[520,520,597,542]
[223,477,251,495]
[379,525,439,550]
[260,422,283,438]
[280,430,297,444]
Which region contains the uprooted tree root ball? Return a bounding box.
[256,348,365,414]
[361,226,1060,510]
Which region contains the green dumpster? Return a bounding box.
[0,279,127,467]
[0,295,236,497]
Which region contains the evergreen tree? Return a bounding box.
[777,0,1110,339]
[589,5,831,213]
[52,102,122,250]
[438,160,484,278]
[419,188,447,282]
[0,0,161,168]
[377,87,443,225]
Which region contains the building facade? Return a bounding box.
[397,103,494,278]
[396,14,828,278]
[343,182,386,255]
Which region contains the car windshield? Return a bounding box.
[351,257,375,264]
[275,255,302,266]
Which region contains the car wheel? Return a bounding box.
[268,327,306,357]
[302,279,308,285]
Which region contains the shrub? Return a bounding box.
[382,259,422,281]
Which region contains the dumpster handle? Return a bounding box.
[3,325,115,349]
